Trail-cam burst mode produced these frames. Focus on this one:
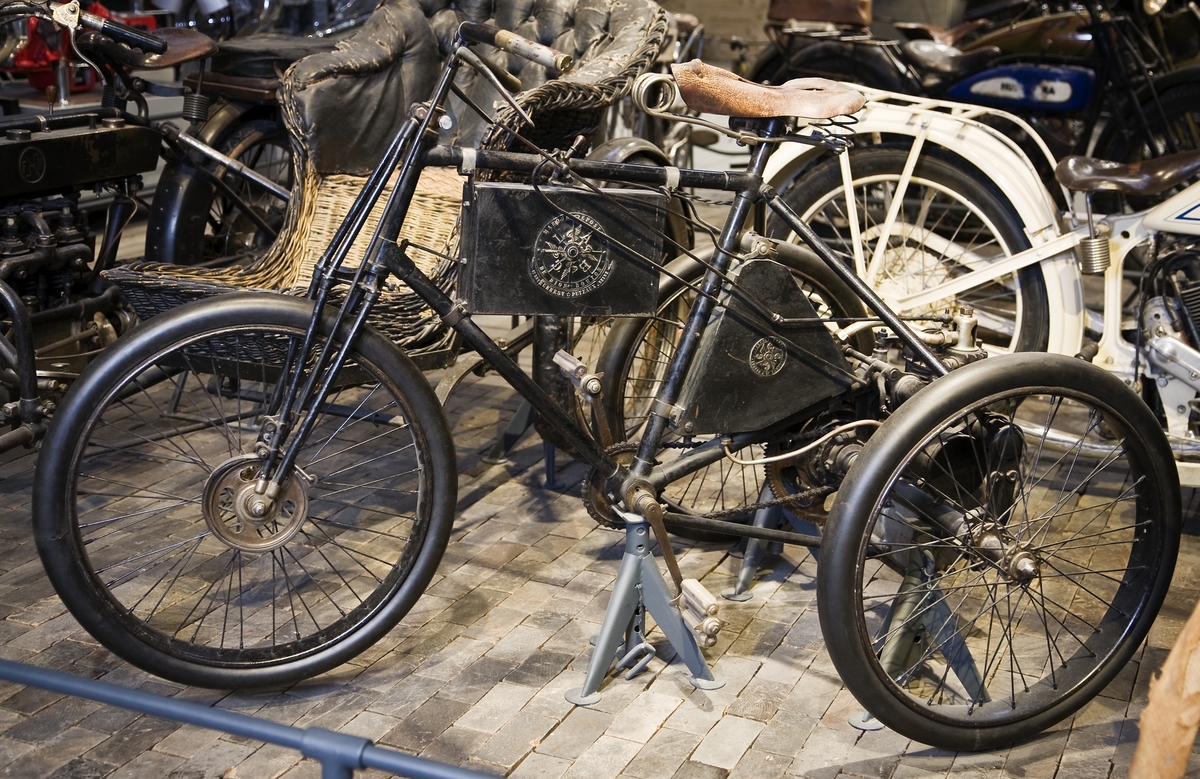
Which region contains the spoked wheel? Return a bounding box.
[205,120,293,262]
[769,146,1048,354]
[33,294,456,688]
[818,353,1179,751]
[597,242,872,537]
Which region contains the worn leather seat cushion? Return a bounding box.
[213,33,339,79]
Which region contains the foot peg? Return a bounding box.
[679,578,724,648]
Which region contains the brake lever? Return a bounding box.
[52,2,107,88]
[456,45,535,129]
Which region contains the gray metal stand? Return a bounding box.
[566,512,723,705]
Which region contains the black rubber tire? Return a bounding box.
[33,294,456,688]
[597,241,872,539]
[817,353,1180,751]
[768,146,1050,354]
[148,118,292,267]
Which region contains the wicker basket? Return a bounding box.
[110,166,464,348]
[109,0,670,355]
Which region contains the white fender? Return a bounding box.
[764,87,1085,355]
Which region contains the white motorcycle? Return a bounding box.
[752,85,1200,483]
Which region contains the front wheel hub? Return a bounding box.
[202,454,312,552]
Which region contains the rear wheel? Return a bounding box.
[597,242,872,537]
[769,146,1049,354]
[33,294,456,688]
[818,353,1179,750]
[148,118,292,267]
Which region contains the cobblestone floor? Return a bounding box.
[0,352,1198,779]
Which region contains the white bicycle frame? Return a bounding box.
[765,85,1200,483]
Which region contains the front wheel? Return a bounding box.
[33,294,456,688]
[818,353,1180,750]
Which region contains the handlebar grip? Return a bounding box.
[458,21,573,73]
[80,11,168,55]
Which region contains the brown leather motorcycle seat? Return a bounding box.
[670,59,864,120]
[77,27,217,70]
[212,33,337,79]
[902,39,999,76]
[1056,151,1200,195]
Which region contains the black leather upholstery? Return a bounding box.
[279,0,666,175]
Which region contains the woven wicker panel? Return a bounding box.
[273,166,465,291]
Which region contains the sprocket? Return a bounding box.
[583,442,639,530]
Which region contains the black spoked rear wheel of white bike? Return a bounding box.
[818,353,1179,751]
[33,294,456,688]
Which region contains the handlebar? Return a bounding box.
[39,2,168,54]
[458,21,573,73]
[78,9,168,54]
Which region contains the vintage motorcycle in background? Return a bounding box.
[747,0,1200,165]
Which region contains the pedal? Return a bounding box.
[679,579,725,648]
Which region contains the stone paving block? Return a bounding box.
[455,682,537,734]
[441,588,512,628]
[560,571,618,602]
[669,760,730,779]
[754,643,815,688]
[520,670,582,722]
[83,716,178,766]
[691,716,765,770]
[536,707,615,760]
[416,636,494,682]
[729,748,791,779]
[509,752,572,779]
[506,651,576,688]
[586,668,655,716]
[1053,753,1115,779]
[104,750,185,779]
[153,723,224,760]
[341,710,404,742]
[438,657,522,705]
[604,690,684,743]
[43,757,112,779]
[421,725,492,766]
[624,727,702,779]
[473,710,558,770]
[222,743,302,779]
[532,552,597,588]
[2,694,100,742]
[160,736,257,778]
[783,725,856,778]
[461,606,530,644]
[750,709,818,758]
[0,734,35,772]
[725,679,790,723]
[378,695,471,753]
[560,734,641,779]
[291,687,381,733]
[483,568,537,594]
[273,755,322,779]
[482,625,554,665]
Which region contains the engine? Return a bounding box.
[0,107,159,419]
[1,197,134,379]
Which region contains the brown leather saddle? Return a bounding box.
[670,59,864,120]
[77,27,217,71]
[1056,151,1200,196]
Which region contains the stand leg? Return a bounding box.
[566,515,723,705]
[482,400,536,464]
[724,486,779,601]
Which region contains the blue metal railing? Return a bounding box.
[0,658,495,779]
